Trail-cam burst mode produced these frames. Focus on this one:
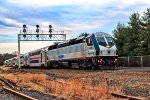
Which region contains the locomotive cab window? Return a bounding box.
[105,37,114,46]
[96,36,107,47]
[86,37,93,46]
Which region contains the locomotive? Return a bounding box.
[4,32,118,69]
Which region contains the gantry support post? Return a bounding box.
[18,32,66,69]
[18,34,21,69]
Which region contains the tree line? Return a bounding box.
[0,54,16,66]
[113,8,150,56]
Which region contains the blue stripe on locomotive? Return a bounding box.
[58,54,64,58]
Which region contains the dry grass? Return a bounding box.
[0,73,46,83]
[0,72,112,99]
[45,78,109,99]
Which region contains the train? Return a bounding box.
[4,32,118,69]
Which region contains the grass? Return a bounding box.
[45,78,109,99]
[0,73,112,99]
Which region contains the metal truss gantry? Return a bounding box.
[19,33,66,41]
[18,31,66,68]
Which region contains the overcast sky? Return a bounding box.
[0,0,150,54]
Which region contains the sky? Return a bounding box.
[0,0,150,54]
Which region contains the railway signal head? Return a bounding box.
[36,25,40,33]
[23,24,27,38]
[23,24,26,28]
[49,25,52,34]
[49,25,52,28]
[49,29,52,33]
[23,24,27,33]
[36,25,39,28]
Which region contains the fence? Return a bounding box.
[118,55,150,67]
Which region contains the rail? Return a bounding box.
[0,77,16,89]
[3,86,37,100]
[111,92,144,100]
[0,77,37,100]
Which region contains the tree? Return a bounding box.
[113,22,130,56]
[113,11,147,56]
[127,12,144,56]
[140,8,150,55]
[0,53,16,66]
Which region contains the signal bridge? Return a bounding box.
[18,25,67,68]
[19,31,66,41]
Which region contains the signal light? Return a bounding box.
[49,25,52,38]
[23,28,26,33]
[23,24,26,28]
[49,29,52,33]
[49,25,52,28]
[36,25,39,28]
[23,24,27,33]
[49,25,52,33]
[35,25,40,38]
[36,25,39,33]
[36,28,39,33]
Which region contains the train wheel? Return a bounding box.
[77,59,86,69]
[54,62,58,69]
[80,62,87,70]
[86,62,94,69]
[41,64,45,68]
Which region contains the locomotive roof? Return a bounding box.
[95,32,111,37]
[48,32,111,50]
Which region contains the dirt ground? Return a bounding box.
[0,66,149,100]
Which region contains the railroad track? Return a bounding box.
[0,77,63,100]
[111,92,144,100]
[0,77,37,100]
[0,77,17,90]
[2,86,37,100]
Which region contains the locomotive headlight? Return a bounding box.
[106,45,111,48]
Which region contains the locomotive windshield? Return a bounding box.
[105,37,114,46]
[96,37,107,46]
